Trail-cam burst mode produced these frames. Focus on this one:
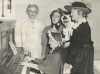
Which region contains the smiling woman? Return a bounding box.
[26,4,39,20]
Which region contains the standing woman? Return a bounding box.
[64,1,94,74]
[40,8,64,74]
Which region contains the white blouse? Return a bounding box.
[15,18,44,59]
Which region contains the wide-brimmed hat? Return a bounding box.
[64,1,91,14]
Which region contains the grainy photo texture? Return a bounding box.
[0,0,100,74]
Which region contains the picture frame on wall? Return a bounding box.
[0,0,12,17]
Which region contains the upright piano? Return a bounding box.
[0,19,24,74]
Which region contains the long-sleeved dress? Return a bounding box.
[63,22,94,74]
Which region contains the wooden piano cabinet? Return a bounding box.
[0,20,25,74]
[7,47,25,74]
[0,20,15,66]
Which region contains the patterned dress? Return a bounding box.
[40,24,64,74]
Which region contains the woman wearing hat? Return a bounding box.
[64,1,94,74]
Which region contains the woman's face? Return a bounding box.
[51,12,61,24]
[61,14,71,26]
[27,7,38,20]
[71,8,79,21]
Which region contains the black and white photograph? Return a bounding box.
[0,0,100,74]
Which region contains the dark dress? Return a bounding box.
[63,22,94,74]
[40,25,64,74]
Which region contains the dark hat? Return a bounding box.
[64,1,91,14]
